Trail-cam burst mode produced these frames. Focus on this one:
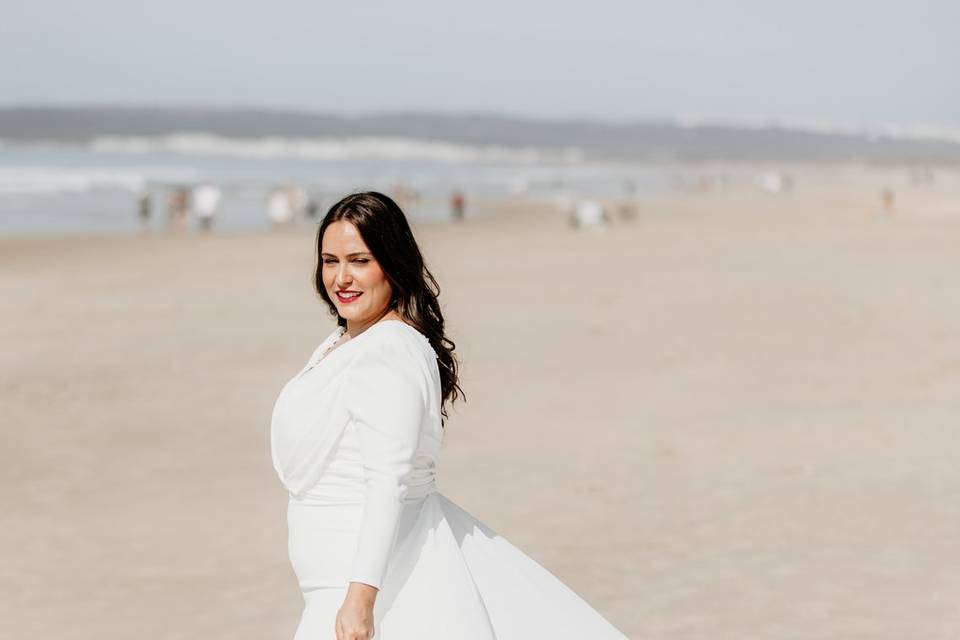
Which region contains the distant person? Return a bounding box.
[391,182,419,208]
[781,173,795,193]
[881,188,896,216]
[570,199,609,230]
[137,190,152,229]
[619,179,638,221]
[288,184,309,219]
[267,186,294,227]
[167,186,190,232]
[193,184,222,232]
[760,172,786,194]
[450,190,465,221]
[305,197,319,221]
[694,175,715,193]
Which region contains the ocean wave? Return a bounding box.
[674,114,960,145]
[88,134,584,163]
[0,167,200,195]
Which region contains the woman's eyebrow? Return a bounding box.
[320,252,370,257]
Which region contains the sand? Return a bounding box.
[3,165,960,639]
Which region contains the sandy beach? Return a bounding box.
[3,165,960,639]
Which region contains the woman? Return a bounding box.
[271,192,629,639]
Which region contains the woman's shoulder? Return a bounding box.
[343,320,436,404]
[360,320,437,360]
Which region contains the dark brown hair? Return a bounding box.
[314,191,464,424]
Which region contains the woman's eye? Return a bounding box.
[353,259,369,264]
[323,259,337,264]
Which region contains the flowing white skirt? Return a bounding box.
[288,492,629,639]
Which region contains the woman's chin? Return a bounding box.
[337,306,364,321]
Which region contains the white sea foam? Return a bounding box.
[674,114,960,145]
[0,167,200,195]
[88,134,584,163]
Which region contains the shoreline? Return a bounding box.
[2,160,957,240]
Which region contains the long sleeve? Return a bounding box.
[343,338,426,589]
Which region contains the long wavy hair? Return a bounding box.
[314,191,464,424]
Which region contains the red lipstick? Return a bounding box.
[336,290,363,304]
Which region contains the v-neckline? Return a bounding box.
[308,325,349,368]
[298,319,433,380]
[318,325,348,362]
[305,319,405,367]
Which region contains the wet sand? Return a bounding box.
[3,166,960,639]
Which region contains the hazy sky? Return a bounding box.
[1,0,957,126]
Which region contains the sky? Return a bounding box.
[1,0,957,127]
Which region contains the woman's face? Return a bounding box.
[320,220,394,325]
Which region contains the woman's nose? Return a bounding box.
[335,264,352,286]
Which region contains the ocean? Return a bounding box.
[0,136,682,236]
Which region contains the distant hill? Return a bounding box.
[1,106,958,162]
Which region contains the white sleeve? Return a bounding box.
[343,338,426,589]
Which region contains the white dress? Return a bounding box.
[271,320,629,639]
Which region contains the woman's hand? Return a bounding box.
[335,582,378,640]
